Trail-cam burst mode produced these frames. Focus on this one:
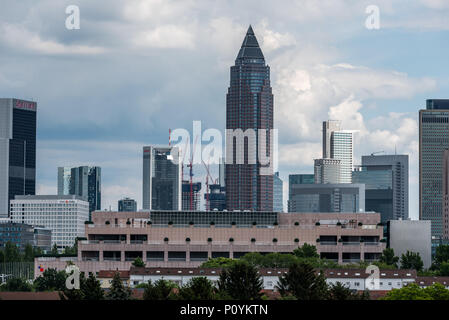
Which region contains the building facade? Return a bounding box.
[225,26,274,211]
[273,172,283,212]
[314,158,341,184]
[353,154,409,223]
[419,99,449,237]
[204,184,226,211]
[118,198,137,212]
[0,98,37,218]
[289,184,365,213]
[288,174,314,212]
[387,220,432,269]
[34,210,385,274]
[57,166,101,219]
[10,195,89,250]
[182,181,201,211]
[331,131,354,184]
[322,120,341,158]
[142,146,181,211]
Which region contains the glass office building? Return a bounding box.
[420,99,449,237]
[225,25,274,211]
[118,197,137,212]
[273,172,283,212]
[331,131,354,183]
[142,146,181,211]
[57,166,101,220]
[289,184,365,213]
[0,98,37,218]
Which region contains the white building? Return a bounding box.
[10,195,89,250]
[331,130,354,184]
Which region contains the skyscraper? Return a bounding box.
[225,25,274,211]
[57,166,101,218]
[142,146,181,211]
[322,120,341,158]
[442,150,449,240]
[273,172,283,212]
[182,181,202,211]
[419,99,449,237]
[322,121,354,183]
[353,154,409,222]
[0,98,37,218]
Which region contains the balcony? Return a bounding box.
[342,242,361,246]
[342,259,361,263]
[320,241,337,246]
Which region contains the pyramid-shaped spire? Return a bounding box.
[236,25,265,62]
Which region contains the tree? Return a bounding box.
[240,252,265,267]
[178,277,216,300]
[382,283,432,300]
[200,257,235,268]
[106,272,132,300]
[328,282,369,300]
[0,249,4,263]
[33,268,67,292]
[51,244,59,255]
[132,257,145,268]
[293,243,319,259]
[218,260,263,300]
[439,261,449,276]
[23,243,34,262]
[379,248,399,268]
[143,279,178,300]
[424,283,449,300]
[276,261,328,300]
[400,251,424,272]
[433,245,449,269]
[4,242,21,262]
[1,278,32,292]
[84,273,104,300]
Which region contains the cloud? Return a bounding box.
[133,25,196,49]
[0,23,105,55]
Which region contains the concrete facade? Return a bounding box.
[388,220,432,269]
[34,210,385,276]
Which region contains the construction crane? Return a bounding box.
[187,135,199,211]
[202,157,217,211]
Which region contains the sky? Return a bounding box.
[1,0,449,218]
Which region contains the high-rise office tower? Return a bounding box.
[273,172,283,212]
[322,121,354,183]
[57,166,101,218]
[353,154,409,223]
[182,181,202,211]
[142,146,181,211]
[225,26,274,211]
[420,99,449,237]
[118,197,137,212]
[443,150,449,240]
[314,158,341,184]
[322,120,341,158]
[0,99,37,218]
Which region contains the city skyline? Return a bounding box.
[1,1,449,217]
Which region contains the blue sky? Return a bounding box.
[1,0,448,217]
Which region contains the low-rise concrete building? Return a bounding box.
[34,210,386,276]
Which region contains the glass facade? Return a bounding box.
[331,131,353,183]
[118,198,137,212]
[273,172,283,212]
[149,210,277,227]
[58,166,101,220]
[142,146,181,211]
[225,26,273,211]
[420,105,449,237]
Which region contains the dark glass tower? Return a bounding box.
[0,98,37,217]
[225,26,274,211]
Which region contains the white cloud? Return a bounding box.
[134,25,196,49]
[0,23,105,55]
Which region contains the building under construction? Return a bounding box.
[182,181,201,211]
